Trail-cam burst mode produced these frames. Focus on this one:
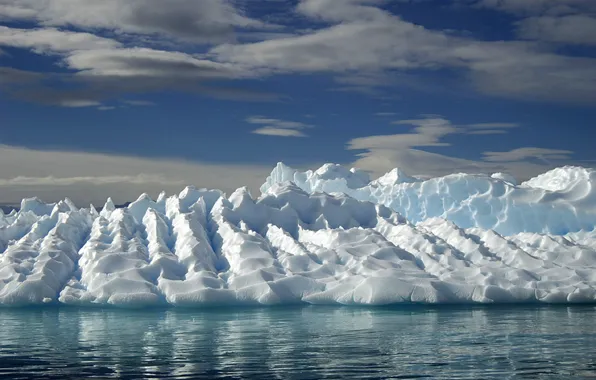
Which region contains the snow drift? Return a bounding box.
[1,163,595,307]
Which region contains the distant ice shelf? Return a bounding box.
[1,163,596,307]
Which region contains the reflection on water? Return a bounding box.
[0,306,595,379]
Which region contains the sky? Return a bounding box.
[1,0,595,206]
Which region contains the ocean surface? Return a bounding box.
[0,305,595,379]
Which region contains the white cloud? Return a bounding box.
[346,116,569,180]
[517,15,596,45]
[2,0,595,107]
[466,122,520,135]
[246,116,314,138]
[468,122,520,129]
[0,175,182,186]
[121,100,155,106]
[212,19,449,72]
[467,129,508,135]
[0,144,273,206]
[251,127,307,137]
[0,0,274,44]
[65,47,247,79]
[0,3,278,105]
[0,3,38,19]
[61,100,102,107]
[332,72,399,97]
[349,146,563,182]
[0,26,121,53]
[468,0,596,46]
[471,0,596,15]
[0,25,272,106]
[349,116,517,155]
[211,0,596,104]
[483,147,573,163]
[297,0,391,22]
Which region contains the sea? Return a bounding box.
[0,305,595,379]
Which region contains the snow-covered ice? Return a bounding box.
[1,163,596,307]
[262,163,596,235]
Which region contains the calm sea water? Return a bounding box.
[0,305,595,379]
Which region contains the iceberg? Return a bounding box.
[1,163,596,307]
[262,163,596,236]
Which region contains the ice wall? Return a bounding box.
[261,163,596,236]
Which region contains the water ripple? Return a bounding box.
[0,306,595,379]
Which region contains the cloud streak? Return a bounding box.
[468,0,596,46]
[0,0,276,43]
[347,116,568,180]
[0,25,121,52]
[0,144,274,206]
[483,147,574,163]
[247,116,314,137]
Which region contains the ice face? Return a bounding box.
[1,164,596,307]
[262,163,596,236]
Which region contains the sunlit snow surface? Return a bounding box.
[1,164,596,307]
[262,163,596,235]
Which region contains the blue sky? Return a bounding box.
[0,0,595,205]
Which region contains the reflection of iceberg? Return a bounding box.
[0,307,593,378]
[0,163,595,306]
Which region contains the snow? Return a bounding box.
[491,172,517,186]
[262,163,596,236]
[1,163,596,307]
